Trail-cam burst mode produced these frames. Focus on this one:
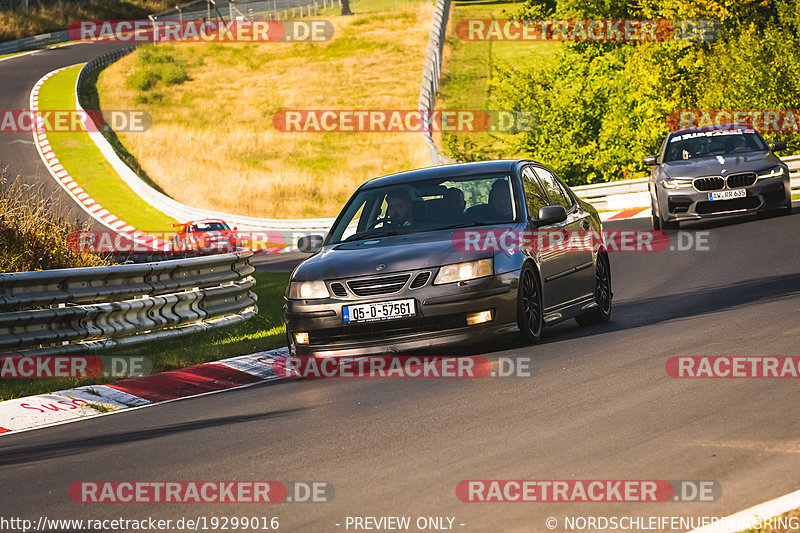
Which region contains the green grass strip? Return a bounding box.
[37,64,177,232]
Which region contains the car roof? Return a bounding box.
[360,160,530,189]
[189,218,227,225]
[670,123,758,136]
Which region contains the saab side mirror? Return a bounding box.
[642,155,658,166]
[534,205,568,228]
[297,234,324,253]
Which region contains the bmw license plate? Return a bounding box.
[709,189,746,201]
[343,299,416,323]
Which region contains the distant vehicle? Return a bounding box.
[644,124,791,229]
[283,160,612,357]
[171,219,240,252]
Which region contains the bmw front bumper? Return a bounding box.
[657,176,790,223]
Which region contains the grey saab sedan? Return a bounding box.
[644,124,791,229]
[284,160,612,357]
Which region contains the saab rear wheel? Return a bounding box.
[576,253,612,326]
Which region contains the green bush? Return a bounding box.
[125,68,160,91]
[125,45,190,95]
[479,0,800,186]
[161,62,189,86]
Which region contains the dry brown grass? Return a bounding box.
[0,168,110,272]
[0,0,174,42]
[97,3,432,219]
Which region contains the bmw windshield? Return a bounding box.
[326,174,519,244]
[664,129,769,162]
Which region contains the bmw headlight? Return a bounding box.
[434,258,493,285]
[662,177,694,189]
[757,166,786,180]
[288,280,330,299]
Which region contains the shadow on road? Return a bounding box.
[0,407,312,466]
[542,271,800,343]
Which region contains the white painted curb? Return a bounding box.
[0,347,288,436]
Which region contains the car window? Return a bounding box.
[532,167,573,209]
[521,167,550,218]
[190,222,228,232]
[326,174,518,244]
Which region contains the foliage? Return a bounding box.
[125,45,190,103]
[485,0,800,185]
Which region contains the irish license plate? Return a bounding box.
[709,189,746,201]
[343,299,415,323]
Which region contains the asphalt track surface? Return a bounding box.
[0,41,133,226]
[2,44,800,533]
[1,210,799,532]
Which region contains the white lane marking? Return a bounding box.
[685,488,800,532]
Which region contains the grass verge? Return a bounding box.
[0,270,289,401]
[37,64,177,232]
[96,1,432,219]
[436,1,559,161]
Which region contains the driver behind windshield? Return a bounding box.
[386,190,414,226]
[728,135,747,152]
[488,180,514,220]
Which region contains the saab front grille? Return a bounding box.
[346,274,411,296]
[330,282,348,297]
[693,177,725,191]
[410,272,431,289]
[726,172,757,188]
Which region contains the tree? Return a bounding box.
[341,0,352,15]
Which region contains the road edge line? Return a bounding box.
[685,488,800,533]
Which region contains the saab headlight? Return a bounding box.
[434,258,493,285]
[288,280,330,299]
[757,166,786,180]
[662,177,694,189]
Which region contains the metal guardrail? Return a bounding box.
[0,252,257,356]
[0,29,69,56]
[419,0,454,166]
[152,0,340,22]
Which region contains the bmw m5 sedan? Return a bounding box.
[283,160,612,357]
[644,124,791,229]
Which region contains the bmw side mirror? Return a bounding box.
[534,205,568,227]
[297,234,324,253]
[642,155,658,166]
[770,141,787,152]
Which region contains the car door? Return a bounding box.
[521,166,560,310]
[531,166,595,307]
